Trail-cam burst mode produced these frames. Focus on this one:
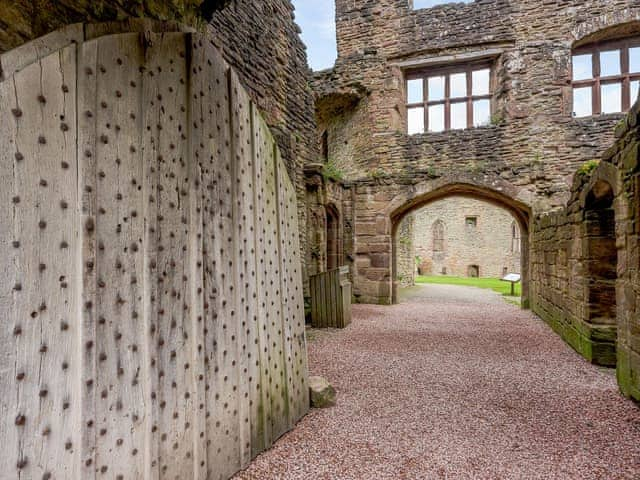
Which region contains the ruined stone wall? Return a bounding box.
[304,167,355,290]
[0,24,308,480]
[314,0,640,304]
[530,104,640,402]
[395,214,415,286]
[318,1,640,211]
[410,196,521,278]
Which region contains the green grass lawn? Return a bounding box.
[415,275,522,297]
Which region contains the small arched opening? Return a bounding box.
[326,204,341,271]
[584,179,618,365]
[390,183,531,306]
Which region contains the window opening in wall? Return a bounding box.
[326,205,340,271]
[572,37,640,117]
[407,62,492,134]
[432,220,445,253]
[321,130,329,162]
[465,216,478,227]
[511,221,521,253]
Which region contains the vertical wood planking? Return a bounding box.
[257,119,289,440]
[198,40,242,480]
[279,162,309,422]
[77,38,99,480]
[228,69,254,466]
[92,33,147,479]
[187,34,209,480]
[246,101,270,457]
[140,32,161,480]
[275,149,297,427]
[0,61,15,479]
[252,108,275,449]
[143,32,195,480]
[0,43,80,480]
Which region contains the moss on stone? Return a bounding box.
[577,159,600,176]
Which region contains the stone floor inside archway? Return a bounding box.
[234,284,640,479]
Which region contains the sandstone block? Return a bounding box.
[309,376,336,408]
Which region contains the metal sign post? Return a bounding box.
[501,273,521,296]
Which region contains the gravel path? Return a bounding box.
[234,284,640,479]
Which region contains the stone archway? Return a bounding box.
[387,180,532,306]
[582,179,618,366]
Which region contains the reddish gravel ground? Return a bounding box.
[234,284,640,479]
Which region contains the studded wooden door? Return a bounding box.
[0,22,308,480]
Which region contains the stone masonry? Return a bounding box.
[395,213,415,286]
[397,196,522,282]
[531,100,640,401]
[312,0,640,306]
[311,0,640,401]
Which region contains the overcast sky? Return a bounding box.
[292,1,472,71]
[291,1,337,71]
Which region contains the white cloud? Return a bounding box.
[292,1,337,71]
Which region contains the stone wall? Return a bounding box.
[395,214,415,286]
[313,0,640,305]
[410,196,521,278]
[304,166,355,296]
[530,104,640,402]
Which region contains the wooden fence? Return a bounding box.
[310,266,352,328]
[0,21,308,480]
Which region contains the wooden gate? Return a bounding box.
[0,20,308,480]
[310,266,352,328]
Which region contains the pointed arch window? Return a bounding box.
[511,221,521,254]
[432,220,445,253]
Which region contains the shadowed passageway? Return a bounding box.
[235,284,640,479]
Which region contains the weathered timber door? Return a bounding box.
[0,21,308,480]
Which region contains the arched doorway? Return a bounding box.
[584,180,618,366]
[390,183,531,306]
[326,204,341,270]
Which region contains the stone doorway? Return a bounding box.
[326,204,341,270]
[584,180,618,366]
[389,183,531,306]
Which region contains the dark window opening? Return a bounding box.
[465,216,478,227]
[321,130,329,162]
[432,220,445,253]
[326,205,340,270]
[584,180,617,366]
[511,221,521,253]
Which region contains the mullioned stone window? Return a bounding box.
[572,37,640,118]
[406,62,492,134]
